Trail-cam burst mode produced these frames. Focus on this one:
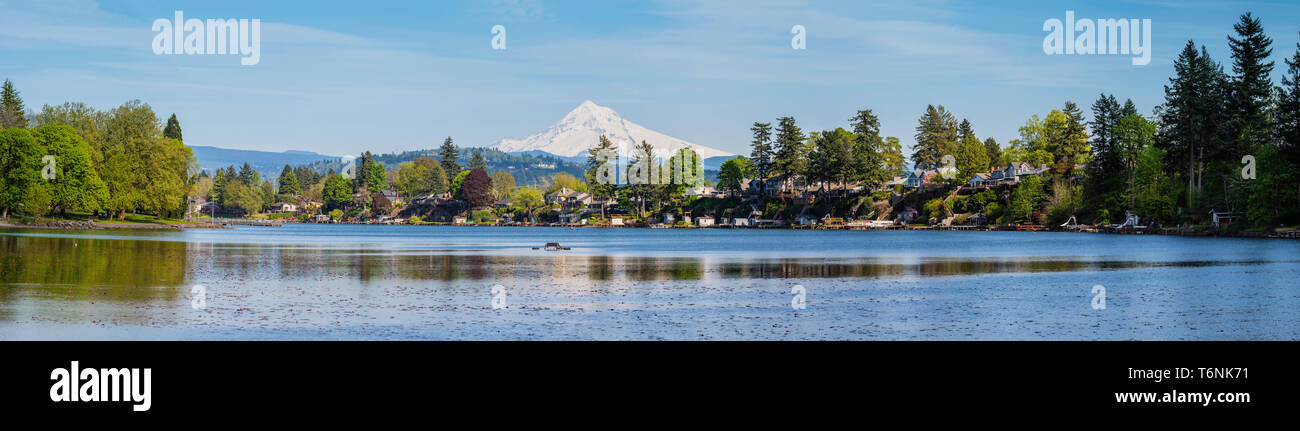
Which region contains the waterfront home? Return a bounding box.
[452,215,469,225]
[546,187,594,211]
[696,216,715,227]
[749,174,809,196]
[905,170,941,189]
[796,214,818,226]
[968,173,990,187]
[610,216,625,226]
[732,218,751,227]
[686,186,721,198]
[881,176,906,191]
[312,214,330,223]
[381,190,402,205]
[270,202,299,213]
[662,213,675,224]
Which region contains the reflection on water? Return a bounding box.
[0,234,186,302]
[2,232,1285,290]
[2,226,1298,340]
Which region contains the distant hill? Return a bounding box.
[191,146,340,178]
[300,147,587,187]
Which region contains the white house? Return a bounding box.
[269,202,298,213]
[610,216,625,226]
[696,216,715,227]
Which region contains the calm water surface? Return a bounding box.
[1,224,1297,340]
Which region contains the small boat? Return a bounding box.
[532,242,571,251]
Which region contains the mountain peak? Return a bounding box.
[494,101,734,159]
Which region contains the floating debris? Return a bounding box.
[531,242,571,251]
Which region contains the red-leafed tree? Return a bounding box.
[458,168,493,209]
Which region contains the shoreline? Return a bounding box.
[0,220,229,231]
[2,219,1295,239]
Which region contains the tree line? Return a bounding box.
[0,81,195,220]
[725,13,1300,229]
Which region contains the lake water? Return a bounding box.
[1,224,1298,340]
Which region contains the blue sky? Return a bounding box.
[1,0,1298,159]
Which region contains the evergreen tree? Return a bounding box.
[771,116,806,191]
[469,149,487,171]
[1162,41,1228,210]
[238,162,256,185]
[955,119,990,184]
[626,140,658,218]
[881,136,905,179]
[983,137,1003,168]
[0,79,28,129]
[322,174,352,211]
[438,136,460,184]
[1226,12,1275,155]
[912,105,957,170]
[848,109,888,189]
[749,122,773,195]
[584,135,618,219]
[278,164,300,195]
[163,114,182,141]
[1280,31,1300,168]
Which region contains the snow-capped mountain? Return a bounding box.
[493,100,734,161]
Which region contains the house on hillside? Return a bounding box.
[381,190,402,205]
[546,187,594,211]
[269,202,298,213]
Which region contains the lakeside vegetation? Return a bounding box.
[1,13,1297,235]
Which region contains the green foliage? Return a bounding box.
[923,198,946,219]
[163,114,182,141]
[323,174,352,211]
[329,209,343,221]
[749,122,773,193]
[771,117,807,187]
[491,171,516,202]
[0,128,43,217]
[717,156,753,196]
[0,79,28,129]
[354,151,386,191]
[35,125,109,214]
[510,186,545,223]
[912,104,957,170]
[395,157,447,198]
[956,120,990,183]
[438,137,460,184]
[449,170,469,196]
[469,150,487,171]
[1007,175,1044,223]
[277,164,300,196]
